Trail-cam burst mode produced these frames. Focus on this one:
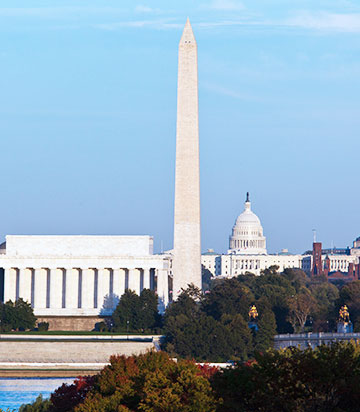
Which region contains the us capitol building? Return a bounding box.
[201,193,360,279]
[202,193,303,277]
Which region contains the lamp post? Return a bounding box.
[127,320,129,340]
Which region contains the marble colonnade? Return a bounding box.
[3,266,169,315]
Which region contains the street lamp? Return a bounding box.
[127,320,129,340]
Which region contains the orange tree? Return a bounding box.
[44,351,220,412]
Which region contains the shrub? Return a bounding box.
[95,321,108,332]
[37,322,49,332]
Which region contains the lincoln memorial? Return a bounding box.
[0,235,171,329]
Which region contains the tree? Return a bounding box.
[0,299,36,331]
[202,278,254,320]
[253,310,277,353]
[19,394,52,412]
[310,282,339,332]
[112,289,141,331]
[111,289,160,332]
[165,285,202,319]
[237,269,297,333]
[222,313,253,361]
[282,268,308,292]
[340,280,360,303]
[287,290,317,332]
[212,341,360,412]
[50,376,95,411]
[138,289,161,331]
[73,351,219,412]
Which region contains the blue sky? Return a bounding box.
[1,0,360,254]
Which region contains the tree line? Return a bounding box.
[111,266,360,362]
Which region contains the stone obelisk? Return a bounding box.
[173,19,202,299]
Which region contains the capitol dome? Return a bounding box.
[228,193,267,255]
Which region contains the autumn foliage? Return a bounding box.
[27,351,219,412]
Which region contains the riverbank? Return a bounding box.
[0,334,162,377]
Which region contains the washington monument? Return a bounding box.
[173,19,202,298]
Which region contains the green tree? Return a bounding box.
[222,313,253,361]
[112,289,161,332]
[253,310,277,352]
[0,299,36,331]
[112,289,141,331]
[237,268,297,333]
[340,280,360,303]
[19,395,51,412]
[282,268,308,292]
[212,341,360,412]
[310,282,339,331]
[164,286,253,362]
[139,288,161,331]
[202,278,254,320]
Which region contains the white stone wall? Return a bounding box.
[201,255,221,277]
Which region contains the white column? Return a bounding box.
[19,268,32,304]
[113,268,125,299]
[65,268,78,310]
[97,268,110,310]
[82,268,95,309]
[157,268,169,313]
[34,268,47,309]
[143,268,151,290]
[129,268,141,295]
[50,268,63,309]
[4,268,17,302]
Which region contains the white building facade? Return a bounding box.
[0,236,171,328]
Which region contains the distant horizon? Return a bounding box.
[1,0,359,255]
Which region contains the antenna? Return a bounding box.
[312,229,316,243]
[161,240,163,254]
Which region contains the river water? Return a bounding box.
[0,378,75,411]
